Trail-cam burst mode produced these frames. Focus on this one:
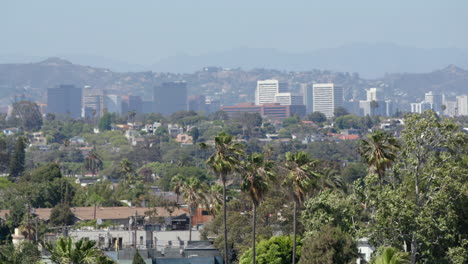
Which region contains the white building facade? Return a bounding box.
[255,80,288,105]
[312,83,344,118]
[274,93,303,105]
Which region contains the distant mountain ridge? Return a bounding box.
[1,43,467,78]
[149,43,468,78]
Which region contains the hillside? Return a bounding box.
[0,58,467,107]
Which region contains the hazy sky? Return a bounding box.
[1,0,467,64]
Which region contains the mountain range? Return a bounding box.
[1,43,467,78]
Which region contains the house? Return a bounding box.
[167,124,183,137]
[29,132,47,146]
[69,136,87,146]
[2,128,20,136]
[175,134,193,144]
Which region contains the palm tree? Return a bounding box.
[204,184,223,216]
[359,130,400,183]
[282,151,320,264]
[85,148,103,177]
[180,177,206,241]
[44,236,113,264]
[320,167,346,193]
[371,247,410,264]
[241,153,275,264]
[170,174,185,205]
[119,158,134,184]
[204,132,244,264]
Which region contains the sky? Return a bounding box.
[1,0,467,65]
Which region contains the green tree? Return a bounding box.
[359,130,399,182]
[132,250,146,264]
[299,225,358,264]
[180,177,206,241]
[10,101,43,131]
[362,112,468,263]
[333,107,349,118]
[119,158,134,183]
[241,153,275,264]
[8,136,27,181]
[306,111,327,123]
[188,127,200,143]
[170,174,185,204]
[204,132,244,264]
[239,235,300,264]
[0,241,41,264]
[282,151,320,264]
[302,189,362,236]
[85,148,103,176]
[370,247,410,264]
[49,203,75,227]
[98,112,112,131]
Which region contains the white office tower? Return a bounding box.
[456,95,468,116]
[312,83,343,118]
[274,93,303,105]
[255,80,288,105]
[301,83,313,113]
[366,88,383,101]
[424,91,443,113]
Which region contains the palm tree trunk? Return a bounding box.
[252,203,257,264]
[292,201,297,264]
[189,208,192,241]
[223,179,229,264]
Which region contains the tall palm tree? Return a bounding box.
[282,151,320,264]
[180,177,206,241]
[204,183,223,216]
[170,174,185,205]
[359,130,400,183]
[119,158,134,184]
[85,148,103,177]
[204,132,244,264]
[371,247,410,264]
[241,153,275,264]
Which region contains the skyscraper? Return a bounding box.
[424,91,443,113]
[312,83,343,118]
[47,84,82,118]
[255,80,288,105]
[456,95,468,116]
[301,83,313,113]
[104,95,122,115]
[154,82,188,115]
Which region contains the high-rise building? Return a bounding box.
[188,95,206,112]
[312,83,343,118]
[456,95,468,116]
[205,97,221,114]
[366,88,384,101]
[83,95,104,118]
[47,85,82,118]
[154,82,188,115]
[301,83,314,113]
[104,95,122,115]
[424,91,443,113]
[274,93,303,105]
[255,80,288,105]
[122,95,143,115]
